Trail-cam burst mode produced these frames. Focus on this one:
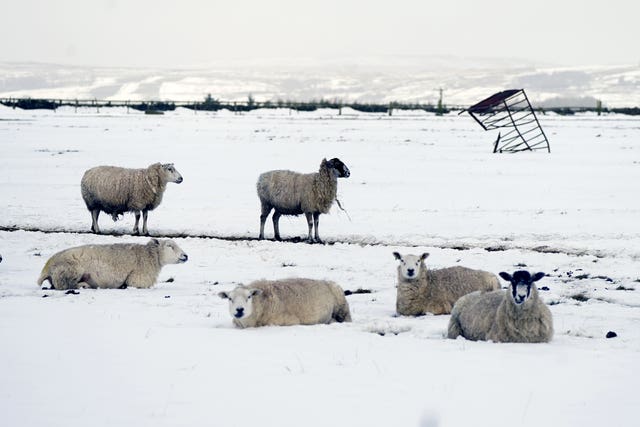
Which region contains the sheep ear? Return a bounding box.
[392,252,402,260]
[149,238,160,246]
[532,272,545,282]
[218,291,230,300]
[499,272,512,282]
[250,289,262,296]
[420,253,430,261]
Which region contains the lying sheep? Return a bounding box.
[81,163,183,235]
[37,238,188,290]
[218,278,352,328]
[257,158,350,243]
[447,270,553,343]
[393,252,500,316]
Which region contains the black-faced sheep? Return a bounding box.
[256,158,350,243]
[393,252,500,316]
[37,238,188,290]
[81,163,183,235]
[447,270,553,343]
[218,278,352,328]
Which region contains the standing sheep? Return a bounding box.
[81,163,183,235]
[218,278,352,328]
[447,270,553,343]
[256,157,350,243]
[37,238,188,290]
[393,252,500,316]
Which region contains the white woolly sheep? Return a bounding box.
[447,270,553,343]
[257,158,350,243]
[37,238,188,290]
[218,278,352,328]
[81,163,183,235]
[393,252,500,316]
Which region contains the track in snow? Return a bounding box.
[0,224,608,259]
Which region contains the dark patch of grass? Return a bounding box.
[515,263,527,267]
[594,275,614,283]
[164,277,175,283]
[485,245,507,252]
[571,293,590,302]
[615,285,635,291]
[281,262,296,268]
[344,288,373,296]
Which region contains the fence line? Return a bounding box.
[0,97,638,116]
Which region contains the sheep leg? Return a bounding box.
[91,209,101,234]
[313,212,322,243]
[142,210,149,236]
[133,211,141,235]
[272,211,282,241]
[259,203,272,240]
[305,212,314,243]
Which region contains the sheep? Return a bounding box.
[218,278,352,328]
[37,238,188,290]
[256,157,350,243]
[447,270,553,343]
[81,163,183,235]
[393,252,500,316]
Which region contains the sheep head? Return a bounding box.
[151,238,188,265]
[393,252,429,280]
[499,270,545,305]
[161,163,183,184]
[323,158,350,178]
[219,285,262,320]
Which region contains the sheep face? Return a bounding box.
[154,239,188,264]
[499,271,545,305]
[327,158,350,178]
[162,163,183,184]
[218,286,262,320]
[393,252,429,280]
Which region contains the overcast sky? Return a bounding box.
[2,0,638,68]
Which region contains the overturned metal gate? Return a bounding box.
[463,89,550,153]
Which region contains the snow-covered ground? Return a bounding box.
[0,105,638,426]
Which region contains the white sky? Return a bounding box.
[2,0,639,68]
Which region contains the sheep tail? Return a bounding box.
[37,259,52,287]
[335,197,352,222]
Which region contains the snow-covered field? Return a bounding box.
[0,105,638,426]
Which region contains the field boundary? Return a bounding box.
[0,224,612,259]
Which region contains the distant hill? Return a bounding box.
[0,57,637,107]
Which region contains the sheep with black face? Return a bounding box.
[256,158,350,243]
[447,270,553,343]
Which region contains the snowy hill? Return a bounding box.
[0,57,638,107]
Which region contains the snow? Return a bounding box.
[0,105,639,426]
